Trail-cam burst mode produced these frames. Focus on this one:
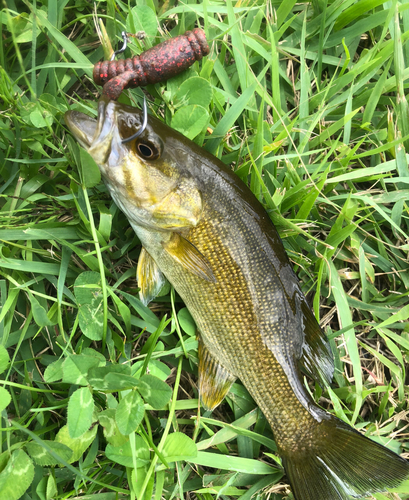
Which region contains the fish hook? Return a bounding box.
[121,96,148,144]
[111,31,128,61]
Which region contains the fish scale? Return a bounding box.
[65,97,409,500]
[183,213,316,449]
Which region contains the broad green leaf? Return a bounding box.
[74,272,103,303]
[82,347,106,364]
[127,5,158,40]
[374,494,394,500]
[43,358,64,383]
[0,345,10,375]
[0,387,11,412]
[171,105,209,140]
[174,77,213,109]
[327,386,350,424]
[26,440,73,466]
[62,354,101,386]
[115,391,145,435]
[98,409,128,446]
[20,101,38,126]
[276,0,297,28]
[0,449,34,500]
[30,107,53,128]
[46,474,57,499]
[0,451,8,473]
[88,365,137,391]
[88,364,132,380]
[105,436,150,468]
[74,272,104,341]
[30,293,57,327]
[162,432,197,463]
[55,425,97,463]
[131,360,171,381]
[10,12,35,43]
[106,393,118,409]
[67,387,94,438]
[104,372,139,391]
[177,307,196,336]
[137,374,172,409]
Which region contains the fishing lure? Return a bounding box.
[93,28,209,100]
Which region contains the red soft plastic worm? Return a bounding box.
[93,28,209,100]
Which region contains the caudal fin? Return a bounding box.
[282,413,409,500]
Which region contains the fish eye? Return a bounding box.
[135,140,161,160]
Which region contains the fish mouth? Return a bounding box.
[64,110,98,149]
[65,97,147,167]
[65,97,122,165]
[64,97,113,150]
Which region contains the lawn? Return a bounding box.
[0,1,409,499]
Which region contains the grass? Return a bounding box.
[1,0,409,499]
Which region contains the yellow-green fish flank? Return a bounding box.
[65,97,409,500]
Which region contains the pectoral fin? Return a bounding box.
[198,338,236,410]
[163,232,216,283]
[137,247,166,306]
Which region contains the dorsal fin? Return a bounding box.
[299,300,334,386]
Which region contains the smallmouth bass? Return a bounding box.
[65,97,409,500]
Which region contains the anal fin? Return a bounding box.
[137,247,166,306]
[163,232,216,283]
[198,337,236,411]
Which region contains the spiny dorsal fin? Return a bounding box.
[137,247,166,306]
[163,232,216,283]
[198,337,236,411]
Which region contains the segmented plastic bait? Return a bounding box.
[93,28,209,100]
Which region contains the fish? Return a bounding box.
[65,96,409,500]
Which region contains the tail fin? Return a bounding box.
[282,413,409,500]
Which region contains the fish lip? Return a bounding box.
[93,96,116,145]
[65,97,122,166]
[64,109,98,150]
[64,96,115,151]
